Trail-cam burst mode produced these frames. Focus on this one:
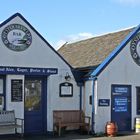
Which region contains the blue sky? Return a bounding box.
[1,0,140,49]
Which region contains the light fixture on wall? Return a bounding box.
[65,72,71,81]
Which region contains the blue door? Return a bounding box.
[111,85,131,132]
[24,77,47,134]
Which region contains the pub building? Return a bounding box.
[0,13,80,135]
[58,25,140,133]
[1,12,140,135]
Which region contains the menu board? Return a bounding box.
[59,82,73,97]
[11,79,23,102]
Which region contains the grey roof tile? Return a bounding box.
[58,28,133,68]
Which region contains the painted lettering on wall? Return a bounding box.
[0,66,58,75]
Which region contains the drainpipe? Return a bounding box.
[91,77,97,134]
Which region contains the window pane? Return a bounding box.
[25,80,42,111]
[0,79,3,94]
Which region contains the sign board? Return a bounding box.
[11,79,23,102]
[59,82,73,97]
[112,86,129,96]
[0,66,58,75]
[98,99,110,106]
[114,97,127,112]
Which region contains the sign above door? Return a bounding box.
[0,66,58,75]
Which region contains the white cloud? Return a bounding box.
[55,40,67,50]
[113,0,140,5]
[54,32,93,50]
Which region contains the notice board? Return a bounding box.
[11,79,23,102]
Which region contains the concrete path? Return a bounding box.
[1,133,140,140]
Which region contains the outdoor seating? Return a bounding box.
[0,110,24,136]
[53,110,91,136]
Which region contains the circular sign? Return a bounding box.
[1,24,32,51]
[130,32,140,66]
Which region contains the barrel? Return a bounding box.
[135,117,140,133]
[105,122,118,137]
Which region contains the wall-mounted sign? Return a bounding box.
[1,24,32,51]
[130,32,140,66]
[98,99,110,106]
[114,97,127,112]
[11,79,23,102]
[59,82,73,97]
[112,86,129,96]
[0,66,57,75]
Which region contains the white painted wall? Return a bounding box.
[84,79,98,131]
[47,74,80,131]
[0,14,80,133]
[0,16,68,69]
[6,75,24,119]
[92,35,140,133]
[6,75,24,134]
[84,81,92,131]
[84,81,92,119]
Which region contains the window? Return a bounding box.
[136,87,140,115]
[25,79,42,111]
[89,95,92,105]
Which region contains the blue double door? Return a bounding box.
[24,76,47,134]
[111,85,131,132]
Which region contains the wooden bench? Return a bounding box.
[0,110,24,136]
[53,110,91,136]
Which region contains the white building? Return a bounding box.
[59,26,140,133]
[1,12,140,135]
[0,13,80,134]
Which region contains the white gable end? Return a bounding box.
[0,13,80,134]
[0,15,69,70]
[92,30,140,133]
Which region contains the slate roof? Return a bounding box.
[58,28,134,68]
